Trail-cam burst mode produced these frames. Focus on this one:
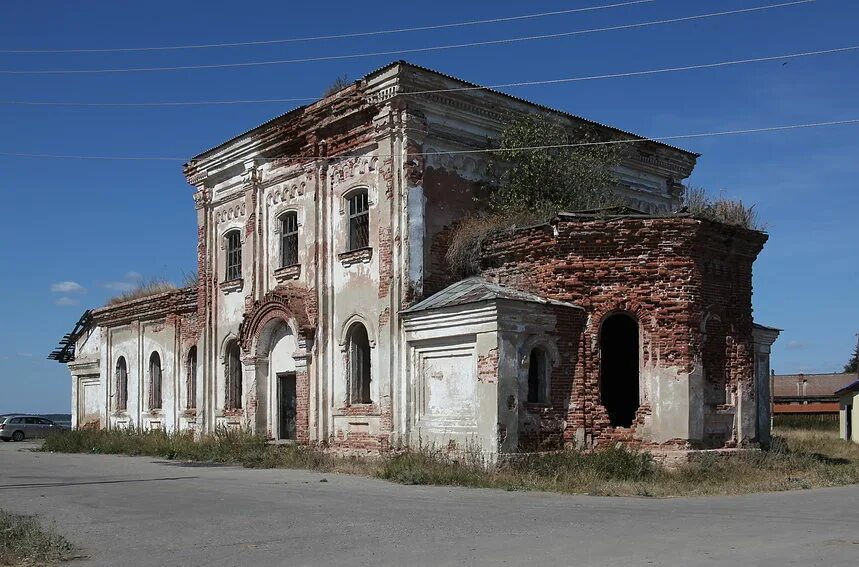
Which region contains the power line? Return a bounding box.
[0,0,656,54]
[2,118,857,162]
[0,1,815,75]
[1,44,855,107]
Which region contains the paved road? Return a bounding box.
[1,441,858,566]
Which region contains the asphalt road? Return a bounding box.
[1,441,858,566]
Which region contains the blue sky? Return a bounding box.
[1,0,857,413]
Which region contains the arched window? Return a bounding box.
[149,352,162,410]
[347,323,371,403]
[226,342,243,410]
[527,348,550,404]
[115,357,128,411]
[348,190,369,250]
[599,313,639,427]
[225,230,242,281]
[186,346,197,410]
[279,211,299,267]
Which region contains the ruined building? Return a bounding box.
[50,61,779,456]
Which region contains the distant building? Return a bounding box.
[771,372,858,416]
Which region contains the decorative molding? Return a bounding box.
[266,182,307,207]
[215,202,247,225]
[338,247,373,268]
[220,279,244,294]
[274,264,301,282]
[329,156,379,185]
[188,170,208,186]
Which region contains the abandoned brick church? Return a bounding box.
[51,61,780,456]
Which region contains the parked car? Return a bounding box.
[0,415,67,442]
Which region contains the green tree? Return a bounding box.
[845,343,858,373]
[485,113,624,215]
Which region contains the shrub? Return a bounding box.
[484,113,623,214]
[105,279,176,306]
[683,187,763,230]
[0,510,77,566]
[444,210,551,277]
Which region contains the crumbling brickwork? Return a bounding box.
[481,215,766,450]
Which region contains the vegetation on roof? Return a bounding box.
[105,279,177,306]
[682,187,764,230]
[446,114,623,276]
[323,74,351,97]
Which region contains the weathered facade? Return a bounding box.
[52,61,777,456]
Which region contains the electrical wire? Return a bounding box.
[2,118,856,162]
[0,1,657,54]
[0,1,815,75]
[1,44,854,107]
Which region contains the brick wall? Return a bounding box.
[481,215,766,449]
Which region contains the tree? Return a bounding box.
[446,114,623,277]
[323,74,351,97]
[846,342,858,373]
[485,113,624,215]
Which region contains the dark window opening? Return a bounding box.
[225,230,242,281]
[599,314,639,427]
[186,346,197,410]
[348,323,371,403]
[115,357,128,411]
[348,191,369,251]
[280,212,299,267]
[149,352,162,410]
[527,348,549,403]
[226,342,243,410]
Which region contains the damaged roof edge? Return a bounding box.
[185,60,699,168]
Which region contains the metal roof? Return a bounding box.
[835,379,859,396]
[773,373,859,399]
[403,277,582,314]
[187,60,699,164]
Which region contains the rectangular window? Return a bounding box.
[348,192,369,251]
[280,213,299,267]
[225,231,242,281]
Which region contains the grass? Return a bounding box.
[0,510,77,567]
[105,279,176,306]
[683,187,763,230]
[41,426,859,498]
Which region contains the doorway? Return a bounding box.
[847,405,853,442]
[599,313,640,427]
[277,373,297,440]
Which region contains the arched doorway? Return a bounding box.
[260,321,298,440]
[600,313,640,427]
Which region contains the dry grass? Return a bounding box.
[105,279,176,306]
[42,427,859,498]
[445,210,553,277]
[683,187,763,230]
[0,510,77,567]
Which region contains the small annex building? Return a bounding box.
[50,61,779,458]
[836,377,859,443]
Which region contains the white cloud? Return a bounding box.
[125,271,143,282]
[104,281,137,292]
[17,352,33,358]
[786,340,808,351]
[55,296,80,306]
[50,281,85,294]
